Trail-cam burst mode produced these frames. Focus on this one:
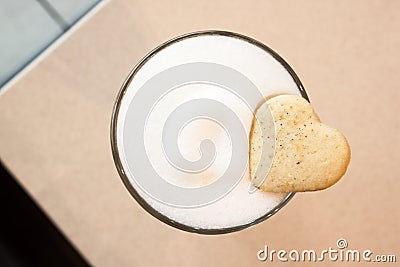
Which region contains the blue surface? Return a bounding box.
[0,0,101,88]
[47,0,100,25]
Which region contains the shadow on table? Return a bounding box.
[0,161,91,267]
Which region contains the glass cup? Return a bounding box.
[111,30,308,234]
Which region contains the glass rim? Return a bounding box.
[110,30,309,235]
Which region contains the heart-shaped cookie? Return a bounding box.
[249,94,350,192]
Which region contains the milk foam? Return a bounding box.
[116,33,302,229]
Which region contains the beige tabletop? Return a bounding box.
[1,0,399,266]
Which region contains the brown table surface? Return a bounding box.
[1,0,399,266]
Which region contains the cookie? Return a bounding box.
[249,94,350,192]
